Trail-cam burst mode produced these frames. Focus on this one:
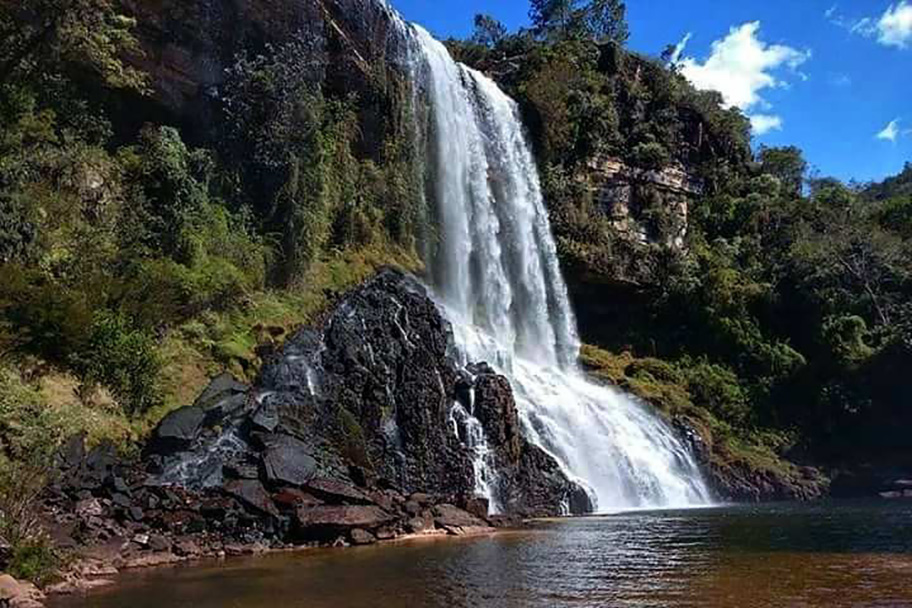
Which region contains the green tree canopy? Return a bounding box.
[472,14,508,48]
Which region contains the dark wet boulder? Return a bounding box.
[260,434,318,487]
[431,504,488,529]
[194,374,250,426]
[473,373,522,465]
[223,480,279,518]
[149,406,206,455]
[196,373,248,408]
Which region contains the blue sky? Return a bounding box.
[390,0,912,183]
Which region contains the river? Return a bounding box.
[50,500,912,607]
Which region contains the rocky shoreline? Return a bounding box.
[10,269,586,606]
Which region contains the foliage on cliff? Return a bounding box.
[0,2,421,450]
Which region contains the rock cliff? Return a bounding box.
[43,270,590,571]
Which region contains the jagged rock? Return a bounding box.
[273,488,323,509]
[196,374,250,426]
[0,574,44,607]
[259,434,318,487]
[223,480,278,518]
[473,373,522,465]
[174,538,202,557]
[305,479,372,505]
[196,373,249,408]
[463,497,490,520]
[148,534,172,552]
[58,433,86,471]
[431,504,487,529]
[294,505,395,531]
[567,486,594,515]
[75,498,104,518]
[250,400,280,433]
[349,528,376,545]
[149,406,206,454]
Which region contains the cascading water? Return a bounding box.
[387,13,712,512]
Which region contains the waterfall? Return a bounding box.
[385,9,711,512]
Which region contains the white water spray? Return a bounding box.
[384,9,711,511]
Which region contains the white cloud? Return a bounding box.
[877,1,912,48]
[877,118,901,141]
[669,32,693,64]
[825,5,838,20]
[750,114,783,135]
[828,2,912,49]
[677,22,810,135]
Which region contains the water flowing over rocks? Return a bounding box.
[39,269,591,589]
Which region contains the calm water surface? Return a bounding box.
[51,501,912,608]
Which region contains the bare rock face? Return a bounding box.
[120,0,409,149]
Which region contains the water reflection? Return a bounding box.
[50,501,912,608]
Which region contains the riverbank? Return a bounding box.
[43,522,510,604]
[43,501,912,608]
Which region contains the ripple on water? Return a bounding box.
[48,501,912,608]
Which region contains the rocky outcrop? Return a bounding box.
[460,364,594,516]
[584,156,702,251]
[42,269,589,580]
[0,574,45,608]
[672,417,829,502]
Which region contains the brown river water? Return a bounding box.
[49,501,912,608]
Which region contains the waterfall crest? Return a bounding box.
[390,13,711,511]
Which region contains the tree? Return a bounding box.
[529,0,628,43]
[758,145,807,198]
[529,0,577,38]
[586,0,629,44]
[0,0,147,91]
[471,14,507,48]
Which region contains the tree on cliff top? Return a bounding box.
[529,0,629,44]
[472,14,508,49]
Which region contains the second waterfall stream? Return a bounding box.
[389,10,711,512]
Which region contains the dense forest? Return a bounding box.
[0,0,910,584]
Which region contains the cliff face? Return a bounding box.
[585,156,702,251]
[119,0,406,153]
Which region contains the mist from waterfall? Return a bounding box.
[388,10,711,512]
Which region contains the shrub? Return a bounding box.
[684,361,751,427]
[631,142,671,170]
[71,311,162,415]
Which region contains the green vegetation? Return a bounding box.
[0,0,424,577]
